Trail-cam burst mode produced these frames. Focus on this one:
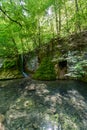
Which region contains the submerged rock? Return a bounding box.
[0,114,5,123]
[0,79,87,129]
[0,114,5,130]
[0,123,5,130]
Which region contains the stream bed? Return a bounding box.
[0,78,87,130]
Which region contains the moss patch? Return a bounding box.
[33,57,56,80]
[0,69,23,80]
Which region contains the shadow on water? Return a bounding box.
[31,80,87,130]
[0,79,87,130]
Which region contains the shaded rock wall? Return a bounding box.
[54,61,67,79]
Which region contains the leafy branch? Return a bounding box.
[0,6,22,28]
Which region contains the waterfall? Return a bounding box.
[21,54,28,78]
[22,72,28,78]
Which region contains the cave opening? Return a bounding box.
[58,60,67,69]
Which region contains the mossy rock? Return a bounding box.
[0,69,23,80]
[81,75,87,82]
[33,57,56,80]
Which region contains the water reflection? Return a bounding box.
[41,123,61,130]
[40,115,60,130]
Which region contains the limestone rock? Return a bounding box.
[0,114,5,123]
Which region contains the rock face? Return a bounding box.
[33,57,56,80]
[0,123,5,130]
[54,61,67,79]
[0,59,4,69]
[0,114,5,130]
[66,50,87,81]
[25,56,39,73]
[0,57,23,80]
[68,30,87,51]
[0,69,23,80]
[33,30,87,81]
[0,114,5,123]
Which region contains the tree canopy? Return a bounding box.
[0,0,87,57]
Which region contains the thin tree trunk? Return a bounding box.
[38,19,41,48]
[50,21,55,56]
[58,6,61,34]
[20,38,25,72]
[64,0,69,33]
[11,37,19,56]
[54,0,59,36]
[75,0,81,32]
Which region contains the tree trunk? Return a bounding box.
[54,0,59,36]
[75,0,81,32]
[38,19,41,48]
[58,5,61,34]
[64,0,69,33]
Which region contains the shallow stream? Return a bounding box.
[0,79,87,130]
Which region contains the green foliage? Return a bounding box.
[0,0,87,57]
[2,59,17,69]
[33,57,56,80]
[67,52,87,79]
[0,0,87,79]
[74,60,87,77]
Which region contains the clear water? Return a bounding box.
[0,79,87,130]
